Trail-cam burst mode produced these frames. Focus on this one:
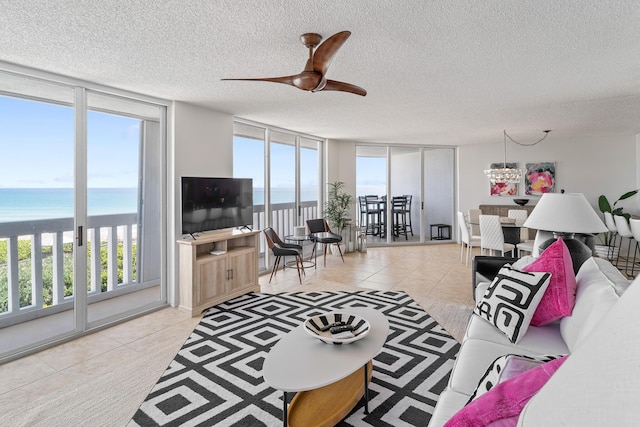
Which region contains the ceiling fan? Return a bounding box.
[222,31,366,96]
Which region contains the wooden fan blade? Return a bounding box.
[321,80,367,96]
[221,75,299,86]
[312,31,351,75]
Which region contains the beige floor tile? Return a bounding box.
[0,372,74,411]
[35,332,122,372]
[2,242,484,424]
[0,353,57,395]
[59,345,141,380]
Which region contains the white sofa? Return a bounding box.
[429,256,638,426]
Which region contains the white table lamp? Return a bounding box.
[523,193,607,273]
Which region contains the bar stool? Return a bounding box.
[403,195,414,236]
[613,215,635,277]
[627,218,640,278]
[392,196,408,240]
[603,212,619,263]
[360,196,382,236]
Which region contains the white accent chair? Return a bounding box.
[479,214,515,257]
[468,208,482,239]
[627,218,640,278]
[457,211,481,266]
[614,215,635,277]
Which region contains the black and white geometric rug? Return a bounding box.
[129,290,460,426]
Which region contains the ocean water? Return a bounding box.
[0,188,138,222]
[0,187,318,222]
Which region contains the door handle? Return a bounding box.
[77,225,83,246]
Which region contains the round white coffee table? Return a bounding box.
[263,307,389,426]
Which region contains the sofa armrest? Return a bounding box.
[472,255,518,300]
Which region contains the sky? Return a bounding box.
[233,135,387,198]
[0,95,140,188]
[233,135,319,191]
[2,92,386,195]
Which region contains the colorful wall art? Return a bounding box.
[489,162,518,196]
[525,162,555,195]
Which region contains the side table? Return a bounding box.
[284,235,315,268]
[430,223,452,240]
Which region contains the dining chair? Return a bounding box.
[306,218,344,267]
[532,230,554,257]
[479,214,515,257]
[458,211,480,265]
[603,212,619,263]
[263,227,305,284]
[614,215,635,277]
[468,208,482,239]
[508,209,532,256]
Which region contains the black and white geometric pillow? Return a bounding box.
[467,353,564,404]
[474,265,551,344]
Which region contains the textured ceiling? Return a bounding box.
[1,1,640,145]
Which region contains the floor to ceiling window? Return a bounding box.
[0,68,167,362]
[356,144,456,246]
[233,120,322,272]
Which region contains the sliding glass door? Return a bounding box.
[390,147,421,242]
[423,148,455,243]
[233,121,322,272]
[356,144,456,245]
[0,69,167,362]
[0,74,77,356]
[85,91,164,327]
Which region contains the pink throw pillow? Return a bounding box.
[443,356,568,427]
[524,238,577,325]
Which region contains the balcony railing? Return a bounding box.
[0,213,139,327]
[0,201,319,325]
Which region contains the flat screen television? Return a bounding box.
[181,177,253,235]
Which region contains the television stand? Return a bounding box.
[177,229,260,316]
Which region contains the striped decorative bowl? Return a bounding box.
[303,312,370,344]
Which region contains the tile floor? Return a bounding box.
[0,242,476,423]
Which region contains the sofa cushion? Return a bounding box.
[443,356,568,427]
[474,266,551,344]
[591,257,631,296]
[448,337,566,396]
[429,389,471,427]
[464,313,569,354]
[559,257,621,351]
[523,238,577,326]
[467,353,564,403]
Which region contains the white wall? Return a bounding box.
[458,133,639,219]
[169,102,233,306]
[326,139,358,222]
[167,113,640,305]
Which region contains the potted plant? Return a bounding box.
[595,190,638,258]
[323,181,354,254]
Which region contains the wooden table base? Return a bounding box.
[285,360,374,427]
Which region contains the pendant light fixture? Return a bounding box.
[484,130,551,184]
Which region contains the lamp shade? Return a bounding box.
[523,193,607,234]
